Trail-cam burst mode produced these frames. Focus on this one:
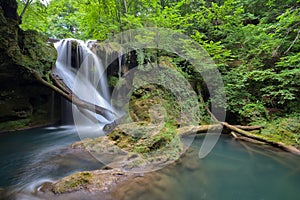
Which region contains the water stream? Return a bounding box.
[0,128,300,200]
[0,126,102,200]
[53,39,117,127]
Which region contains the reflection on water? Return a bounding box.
[112,135,300,200]
[0,127,300,200]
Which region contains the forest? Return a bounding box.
[0,0,300,199]
[18,0,300,146]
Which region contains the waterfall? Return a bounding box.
[53,39,118,131]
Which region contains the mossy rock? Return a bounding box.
[71,121,183,170]
[53,172,93,193]
[48,169,133,194]
[129,85,181,127]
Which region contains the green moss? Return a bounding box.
[129,85,181,126]
[0,119,31,131]
[125,158,146,169]
[108,76,119,87]
[53,172,93,193]
[107,121,181,158]
[252,115,300,148]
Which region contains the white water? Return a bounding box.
[53,39,118,129]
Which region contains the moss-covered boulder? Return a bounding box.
[70,121,183,171]
[42,169,133,194]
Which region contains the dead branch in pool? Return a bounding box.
[233,125,262,131]
[229,131,265,145]
[197,97,300,155]
[221,122,300,155]
[178,124,262,137]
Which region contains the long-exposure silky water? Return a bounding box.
[1,131,300,200]
[53,39,119,137]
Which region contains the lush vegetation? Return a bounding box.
[17,0,300,146]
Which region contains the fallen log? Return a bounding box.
[177,124,263,137]
[177,122,300,155]
[229,131,266,145]
[221,122,300,155]
[177,124,223,136]
[51,73,117,119]
[25,67,116,119]
[233,125,262,131]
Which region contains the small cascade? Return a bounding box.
[53,39,118,129]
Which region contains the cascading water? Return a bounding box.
[53,39,118,133]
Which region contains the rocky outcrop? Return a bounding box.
[0,0,58,132]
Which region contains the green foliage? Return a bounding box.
[17,0,300,125]
[18,0,48,32]
[239,103,269,123]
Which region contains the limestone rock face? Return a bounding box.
[0,0,58,132]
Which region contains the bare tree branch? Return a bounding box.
[19,0,33,21]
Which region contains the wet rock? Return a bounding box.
[182,159,200,171]
[39,182,54,193]
[45,169,134,194]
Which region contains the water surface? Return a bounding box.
[0,127,299,200]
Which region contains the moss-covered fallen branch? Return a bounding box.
[221,122,300,155]
[22,67,117,120]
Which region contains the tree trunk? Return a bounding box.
[27,67,117,119]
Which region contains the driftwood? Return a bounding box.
[229,131,266,145]
[178,123,300,155]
